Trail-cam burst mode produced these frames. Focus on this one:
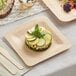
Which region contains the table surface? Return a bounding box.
[0,10,76,76]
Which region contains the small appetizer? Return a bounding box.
[25,24,52,51]
[0,0,14,18]
[19,0,36,9]
[60,0,76,12]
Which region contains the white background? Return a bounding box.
[0,10,76,76]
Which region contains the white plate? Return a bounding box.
[4,16,71,66]
[42,0,76,22]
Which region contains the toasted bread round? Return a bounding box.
[0,0,15,18]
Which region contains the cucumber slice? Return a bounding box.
[27,27,35,34]
[37,39,45,47]
[27,30,32,34]
[41,29,50,34]
[44,33,52,45]
[25,33,34,39]
[26,37,36,42]
[28,38,39,45]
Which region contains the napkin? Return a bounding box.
[0,39,31,76]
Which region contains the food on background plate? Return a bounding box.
[60,0,76,12]
[19,0,36,9]
[0,0,15,18]
[0,0,36,18]
[25,24,52,51]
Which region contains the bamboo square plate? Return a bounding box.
[4,16,71,66]
[42,0,76,22]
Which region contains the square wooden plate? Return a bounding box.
[42,0,76,22]
[4,16,71,66]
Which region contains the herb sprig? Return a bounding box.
[32,24,45,38]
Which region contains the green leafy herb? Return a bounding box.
[32,24,45,38]
[0,0,5,9]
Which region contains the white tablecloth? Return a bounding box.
[0,10,76,76]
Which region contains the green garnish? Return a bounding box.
[0,0,5,9]
[64,0,68,2]
[32,24,45,38]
